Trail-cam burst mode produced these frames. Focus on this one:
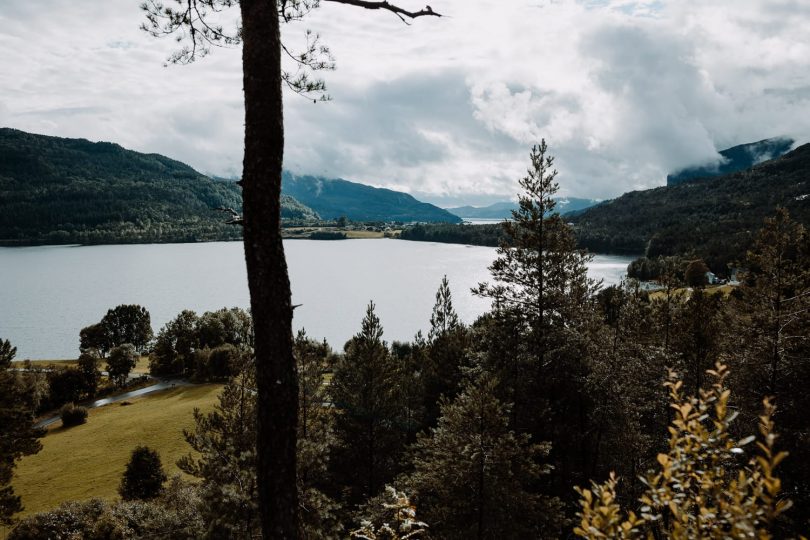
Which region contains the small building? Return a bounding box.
[705,271,720,285]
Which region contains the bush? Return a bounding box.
[119,446,167,501]
[59,402,88,427]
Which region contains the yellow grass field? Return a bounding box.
[13,383,222,517]
[13,356,151,374]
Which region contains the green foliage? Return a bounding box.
[107,344,138,388]
[684,259,710,287]
[330,302,405,502]
[351,486,429,540]
[0,339,16,370]
[575,363,792,539]
[571,143,810,270]
[100,305,154,353]
[730,209,810,521]
[310,230,348,240]
[179,346,342,538]
[119,446,167,501]
[406,375,562,539]
[80,322,112,356]
[150,310,200,376]
[399,222,503,247]
[77,351,102,397]
[0,339,44,524]
[0,128,317,245]
[150,307,252,378]
[10,477,203,539]
[178,362,260,538]
[59,403,89,427]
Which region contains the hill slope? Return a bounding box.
[447,197,600,219]
[282,171,462,223]
[667,137,794,186]
[571,143,810,270]
[0,128,318,245]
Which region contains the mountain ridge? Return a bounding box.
[281,171,461,223]
[0,128,317,245]
[571,141,810,271]
[666,137,795,187]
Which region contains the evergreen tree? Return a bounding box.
[0,338,44,524]
[119,446,167,501]
[424,277,467,426]
[473,141,599,496]
[294,330,344,538]
[406,375,562,539]
[731,208,810,523]
[179,360,261,538]
[330,302,404,503]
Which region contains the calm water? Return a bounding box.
[0,240,633,359]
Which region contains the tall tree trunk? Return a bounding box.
[240,1,298,537]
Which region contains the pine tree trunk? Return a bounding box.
[240,1,298,537]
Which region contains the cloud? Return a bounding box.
[0,0,809,204]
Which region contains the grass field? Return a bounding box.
[648,284,737,300]
[13,356,151,374]
[13,383,222,517]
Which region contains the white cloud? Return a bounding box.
[0,0,808,203]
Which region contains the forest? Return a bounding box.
[0,128,318,246]
[2,142,808,538]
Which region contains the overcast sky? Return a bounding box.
[1,1,809,206]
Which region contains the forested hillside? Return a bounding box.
[447,197,600,219]
[282,171,462,223]
[667,137,794,186]
[571,142,810,272]
[0,128,318,245]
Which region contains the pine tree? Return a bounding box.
[178,362,260,538]
[406,375,562,539]
[330,302,404,503]
[472,141,600,496]
[119,446,167,501]
[0,338,44,524]
[731,208,810,524]
[424,277,467,426]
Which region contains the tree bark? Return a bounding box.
[240,1,298,538]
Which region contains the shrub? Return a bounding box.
[574,362,791,539]
[59,402,88,427]
[119,446,167,501]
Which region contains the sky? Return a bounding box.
[1,0,809,207]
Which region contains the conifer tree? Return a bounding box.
[731,208,810,524]
[424,277,467,426]
[179,360,260,538]
[119,446,167,501]
[0,338,44,524]
[406,375,562,539]
[473,141,599,495]
[330,302,404,503]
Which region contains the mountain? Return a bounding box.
[667,137,794,186]
[0,128,318,245]
[447,198,600,220]
[281,171,462,223]
[571,142,810,271]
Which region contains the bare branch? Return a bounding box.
[323,0,441,20]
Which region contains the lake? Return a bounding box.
[0,240,634,359]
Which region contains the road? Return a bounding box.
[35,378,193,429]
